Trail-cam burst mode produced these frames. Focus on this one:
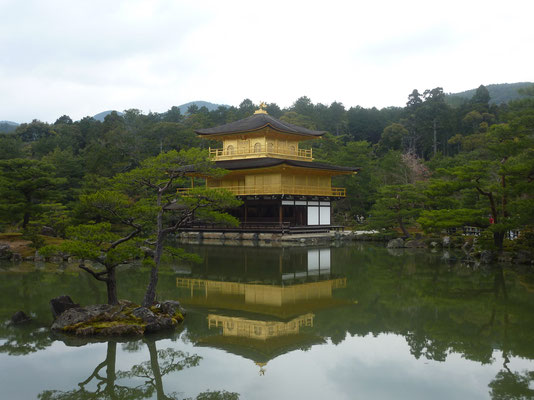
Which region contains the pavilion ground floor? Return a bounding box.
[186,195,341,233]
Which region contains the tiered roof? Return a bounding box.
[195,113,325,137]
[213,157,359,173]
[190,107,359,177]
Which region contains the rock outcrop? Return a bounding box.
[0,243,12,259]
[50,295,81,319]
[50,299,185,337]
[131,306,174,333]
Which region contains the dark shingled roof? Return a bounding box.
[213,158,359,173]
[195,113,325,137]
[196,333,326,364]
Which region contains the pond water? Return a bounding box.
[1,243,533,400]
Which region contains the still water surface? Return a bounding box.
[1,243,533,399]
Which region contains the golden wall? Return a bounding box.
[222,137,301,155]
[208,128,315,161]
[207,171,331,190]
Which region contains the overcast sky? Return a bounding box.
[1,0,533,123]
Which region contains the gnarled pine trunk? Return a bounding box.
[106,267,118,305]
[142,238,164,306]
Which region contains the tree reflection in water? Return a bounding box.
[37,338,239,400]
[0,322,52,356]
[488,268,534,399]
[489,370,534,400]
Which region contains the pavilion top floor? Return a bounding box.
[196,112,325,162]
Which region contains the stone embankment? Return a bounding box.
[175,230,378,246]
[386,236,534,265]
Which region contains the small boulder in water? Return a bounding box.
[0,243,12,260]
[10,311,32,325]
[387,238,405,248]
[50,295,80,319]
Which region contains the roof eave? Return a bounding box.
[195,123,325,138]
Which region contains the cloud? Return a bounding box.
[0,0,533,122]
[358,26,460,62]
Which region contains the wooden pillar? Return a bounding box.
[279,201,283,226]
[244,201,248,224]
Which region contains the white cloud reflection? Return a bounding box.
[3,332,530,400]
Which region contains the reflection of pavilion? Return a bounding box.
[207,313,314,340]
[176,244,347,319]
[176,277,346,318]
[199,313,324,372]
[175,247,349,370]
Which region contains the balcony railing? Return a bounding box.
[178,184,346,197]
[209,146,313,161]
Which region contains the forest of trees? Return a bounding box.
[0,84,533,254]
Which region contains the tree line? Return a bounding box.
[0,85,533,302]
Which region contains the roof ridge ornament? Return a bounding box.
[254,102,268,115]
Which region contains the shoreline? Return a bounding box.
[1,230,532,266]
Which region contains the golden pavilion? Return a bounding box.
[190,104,359,231]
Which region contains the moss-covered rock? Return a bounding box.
[51,299,185,337]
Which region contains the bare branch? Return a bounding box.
[79,263,108,282]
[159,177,175,194]
[474,184,498,222]
[160,210,195,236]
[134,177,160,190]
[109,225,142,249]
[96,203,141,231]
[474,177,492,197]
[475,185,491,197]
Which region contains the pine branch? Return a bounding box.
[135,177,160,190]
[78,263,108,282]
[109,225,142,249]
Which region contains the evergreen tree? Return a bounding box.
[0,159,65,229]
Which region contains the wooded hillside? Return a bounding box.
[1,84,533,251]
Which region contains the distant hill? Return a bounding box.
[0,120,19,134]
[177,101,228,115]
[446,82,533,106]
[91,103,227,121]
[92,110,124,122]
